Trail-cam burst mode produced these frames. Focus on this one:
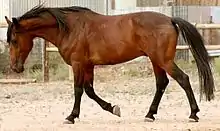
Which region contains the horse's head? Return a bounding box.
[4,5,91,73]
[5,16,34,73]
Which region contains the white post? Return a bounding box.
[68,65,73,81]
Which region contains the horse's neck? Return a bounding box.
[20,17,60,46]
[31,27,61,47]
[29,12,97,47]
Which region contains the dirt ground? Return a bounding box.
[0,62,220,131]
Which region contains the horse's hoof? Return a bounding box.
[64,115,75,124]
[189,118,199,122]
[145,113,155,122]
[63,119,75,124]
[144,117,155,122]
[189,115,199,122]
[113,105,121,117]
[189,117,199,122]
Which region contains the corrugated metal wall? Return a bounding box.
[10,0,40,17]
[0,0,9,41]
[72,0,106,14]
[0,0,9,23]
[42,0,72,7]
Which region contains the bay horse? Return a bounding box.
[5,4,215,124]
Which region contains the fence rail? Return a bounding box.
[0,22,8,28]
[191,23,220,29]
[46,45,220,52]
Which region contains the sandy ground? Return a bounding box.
[0,61,220,131]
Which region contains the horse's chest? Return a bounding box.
[58,49,72,65]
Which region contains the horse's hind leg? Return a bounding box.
[145,63,169,122]
[162,62,200,122]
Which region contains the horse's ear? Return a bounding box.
[12,17,19,27]
[5,16,12,25]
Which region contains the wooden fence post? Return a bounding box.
[43,40,49,82]
[69,66,73,81]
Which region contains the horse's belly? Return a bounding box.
[90,49,144,65]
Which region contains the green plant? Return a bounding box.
[48,52,69,81]
[49,62,69,81]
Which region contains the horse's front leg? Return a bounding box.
[65,62,84,124]
[65,62,120,124]
[83,64,121,117]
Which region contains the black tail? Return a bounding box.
[171,17,215,101]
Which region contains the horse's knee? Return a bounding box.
[156,75,169,91]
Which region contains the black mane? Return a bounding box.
[20,4,91,20]
[7,4,91,42]
[20,4,91,31]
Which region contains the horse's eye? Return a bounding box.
[11,40,17,44]
[10,40,18,48]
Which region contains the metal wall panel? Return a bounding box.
[0,0,9,22]
[73,0,106,14]
[10,0,40,17]
[42,0,73,7]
